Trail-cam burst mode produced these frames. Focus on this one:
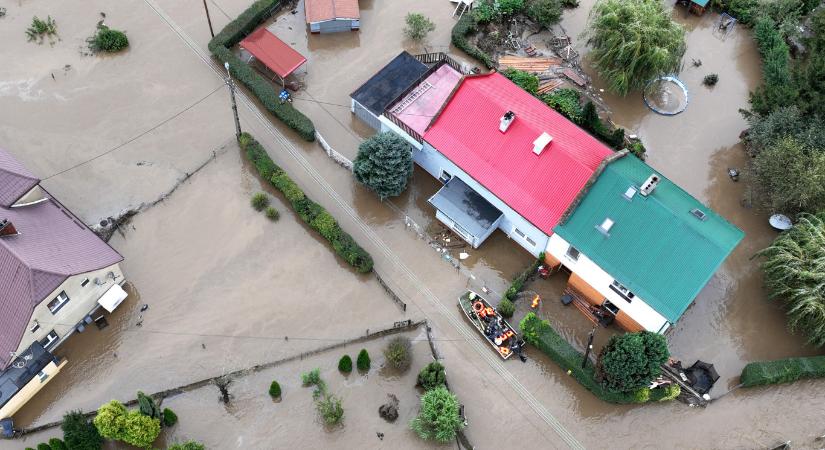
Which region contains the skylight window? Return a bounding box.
[623,186,637,200]
[596,218,614,236]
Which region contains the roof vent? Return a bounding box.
[499,110,515,133]
[623,186,637,201]
[596,218,614,236]
[0,219,18,237]
[639,174,660,196]
[690,208,708,221]
[532,132,553,155]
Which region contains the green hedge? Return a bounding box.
[239,133,374,272]
[504,253,544,301]
[451,15,495,69]
[740,356,825,387]
[520,313,674,404]
[208,0,315,141]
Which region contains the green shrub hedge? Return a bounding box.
[356,348,371,371]
[451,15,495,69]
[338,355,353,373]
[162,408,178,427]
[239,133,374,272]
[740,356,825,387]
[208,0,315,141]
[269,380,282,397]
[520,313,670,404]
[504,253,544,301]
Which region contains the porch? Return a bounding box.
[428,177,503,248]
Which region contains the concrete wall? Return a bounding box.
[15,263,125,355]
[0,359,66,420]
[546,233,669,332]
[352,99,382,131]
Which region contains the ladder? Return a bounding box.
[390,81,433,114]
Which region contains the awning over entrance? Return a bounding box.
[428,177,503,245]
[240,28,307,79]
[97,284,128,313]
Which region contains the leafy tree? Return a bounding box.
[472,0,500,23]
[61,410,103,450]
[338,355,353,373]
[526,0,563,28]
[47,439,67,450]
[353,132,413,200]
[792,7,825,118]
[751,136,825,214]
[584,0,685,95]
[580,101,600,131]
[497,0,526,15]
[37,444,51,450]
[502,68,540,95]
[759,213,825,346]
[417,361,447,390]
[356,349,371,371]
[410,386,464,443]
[168,442,205,450]
[404,13,435,42]
[596,331,669,392]
[93,400,161,449]
[384,337,413,371]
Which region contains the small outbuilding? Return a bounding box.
[240,28,307,86]
[305,0,360,34]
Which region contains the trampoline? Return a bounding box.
[643,76,689,116]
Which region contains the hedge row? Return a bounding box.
[239,133,374,272]
[519,313,676,404]
[749,17,796,116]
[740,355,825,387]
[451,15,495,69]
[207,0,315,141]
[504,253,544,301]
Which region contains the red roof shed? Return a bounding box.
[240,28,307,79]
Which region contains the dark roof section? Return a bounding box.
[0,152,123,369]
[0,341,58,409]
[350,51,428,116]
[0,148,39,208]
[429,177,503,238]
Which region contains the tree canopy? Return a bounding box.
[758,213,825,347]
[93,400,161,449]
[583,0,685,95]
[596,331,670,392]
[353,132,414,200]
[751,136,825,214]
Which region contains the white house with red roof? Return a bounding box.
[352,61,616,256]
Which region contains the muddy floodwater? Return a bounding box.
[2,0,824,448]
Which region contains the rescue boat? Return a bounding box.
[458,290,523,360]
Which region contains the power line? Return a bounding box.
[43,85,224,180]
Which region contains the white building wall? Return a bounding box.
[546,234,670,333]
[15,263,126,355]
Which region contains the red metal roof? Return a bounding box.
[423,73,614,235]
[305,0,360,23]
[240,28,307,79]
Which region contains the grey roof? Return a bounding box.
[0,149,39,208]
[350,51,429,116]
[429,177,503,238]
[0,341,57,409]
[0,150,123,368]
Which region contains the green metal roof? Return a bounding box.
[692,0,710,7]
[553,155,744,323]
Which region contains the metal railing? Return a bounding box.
[414,52,467,74]
[385,112,423,143]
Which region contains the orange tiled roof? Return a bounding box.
[305,0,360,23]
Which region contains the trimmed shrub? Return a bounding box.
[384,337,413,371]
[338,355,353,373]
[356,349,371,371]
[353,132,414,200]
[37,444,51,450]
[239,133,374,273]
[504,253,544,301]
[269,380,282,398]
[91,26,128,52]
[48,439,67,450]
[520,313,657,403]
[451,15,495,69]
[596,332,670,393]
[316,393,344,425]
[162,408,178,427]
[93,400,161,449]
[498,298,515,318]
[410,386,464,443]
[417,361,447,390]
[264,206,279,220]
[251,192,269,211]
[168,442,206,450]
[741,356,825,387]
[61,410,103,450]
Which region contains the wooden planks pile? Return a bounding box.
[498,55,562,73]
[537,79,563,95]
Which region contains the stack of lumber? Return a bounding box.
[561,68,586,86]
[537,79,563,94]
[498,55,562,73]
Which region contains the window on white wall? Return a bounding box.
[610,280,635,302]
[40,330,59,349]
[438,170,452,184]
[81,278,90,287]
[47,291,70,315]
[565,245,580,261]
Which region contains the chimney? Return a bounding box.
[532,132,553,155]
[499,111,515,133]
[639,174,660,196]
[0,219,18,237]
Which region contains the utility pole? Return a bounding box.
[224,62,242,139]
[582,325,597,369]
[202,0,215,38]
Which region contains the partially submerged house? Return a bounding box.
[547,155,744,332]
[305,0,360,33]
[0,148,126,419]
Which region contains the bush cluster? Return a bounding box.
[384,337,413,371]
[595,331,670,392]
[703,74,719,86]
[61,410,102,450]
[162,408,178,427]
[409,386,464,442]
[265,206,279,220]
[338,355,353,373]
[239,133,374,272]
[300,368,344,425]
[404,13,436,42]
[91,26,129,52]
[451,15,495,69]
[519,313,673,404]
[251,192,269,211]
[526,0,563,28]
[357,348,371,371]
[502,67,540,95]
[498,298,515,318]
[208,0,315,141]
[93,400,161,449]
[48,439,67,450]
[168,442,206,450]
[749,18,796,116]
[741,355,825,387]
[504,253,544,301]
[417,361,447,390]
[269,380,282,398]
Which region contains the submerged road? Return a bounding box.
[139,0,583,447]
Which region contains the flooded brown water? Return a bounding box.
[3,0,824,448]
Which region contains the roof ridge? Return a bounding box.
[0,166,39,181]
